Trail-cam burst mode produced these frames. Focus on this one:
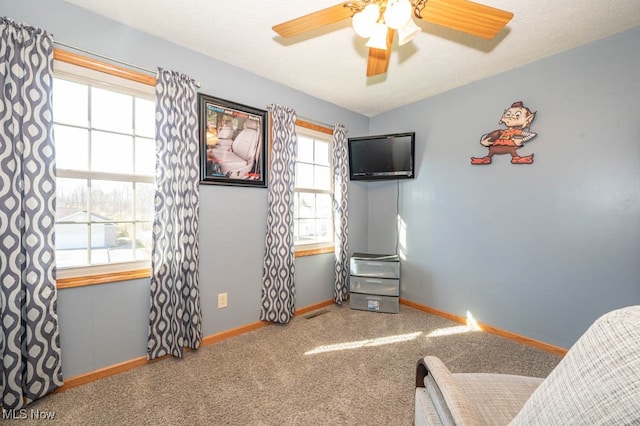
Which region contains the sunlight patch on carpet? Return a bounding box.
[428,312,482,337]
[304,331,422,355]
[427,325,480,337]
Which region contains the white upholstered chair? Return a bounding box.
[415,305,640,425]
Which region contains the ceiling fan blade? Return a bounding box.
[416,0,514,39]
[273,2,355,38]
[366,30,394,77]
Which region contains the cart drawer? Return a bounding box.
[350,276,399,296]
[350,257,399,279]
[349,293,399,314]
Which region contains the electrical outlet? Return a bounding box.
[218,292,228,309]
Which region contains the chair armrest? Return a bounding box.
[415,356,481,425]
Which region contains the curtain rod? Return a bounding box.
[298,115,336,131]
[267,104,335,130]
[53,40,201,87]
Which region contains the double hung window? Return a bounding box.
[293,124,334,255]
[53,59,156,280]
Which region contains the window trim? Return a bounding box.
[53,49,156,288]
[54,49,156,87]
[294,120,335,257]
[295,245,335,258]
[57,267,151,289]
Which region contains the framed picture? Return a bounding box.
[198,93,268,187]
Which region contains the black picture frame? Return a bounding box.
[198,93,268,187]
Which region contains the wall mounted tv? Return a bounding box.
[348,132,415,181]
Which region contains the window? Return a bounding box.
[52,58,156,280]
[294,124,334,254]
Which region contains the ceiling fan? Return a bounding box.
[272,0,513,77]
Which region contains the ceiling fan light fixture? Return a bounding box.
[365,23,389,50]
[397,17,421,45]
[352,3,380,38]
[383,0,412,30]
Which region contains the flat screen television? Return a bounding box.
[348,132,415,181]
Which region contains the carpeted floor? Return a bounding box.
[5,304,562,425]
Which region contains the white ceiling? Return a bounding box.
[61,0,640,117]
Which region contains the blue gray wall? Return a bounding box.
[5,0,639,379]
[367,27,640,348]
[5,0,369,378]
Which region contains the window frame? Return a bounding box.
[53,50,156,288]
[293,120,335,257]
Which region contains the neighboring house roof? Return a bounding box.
[57,209,115,223]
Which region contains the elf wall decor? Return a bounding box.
[198,94,268,187]
[471,101,537,165]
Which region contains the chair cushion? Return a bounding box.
[454,373,542,424]
[209,149,248,172]
[244,119,259,130]
[415,387,445,426]
[511,306,640,425]
[416,356,543,426]
[231,128,259,161]
[218,127,235,139]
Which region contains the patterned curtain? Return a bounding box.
[332,125,350,304]
[0,17,63,409]
[147,69,202,360]
[260,104,297,324]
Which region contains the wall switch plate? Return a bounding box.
[218,292,228,309]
